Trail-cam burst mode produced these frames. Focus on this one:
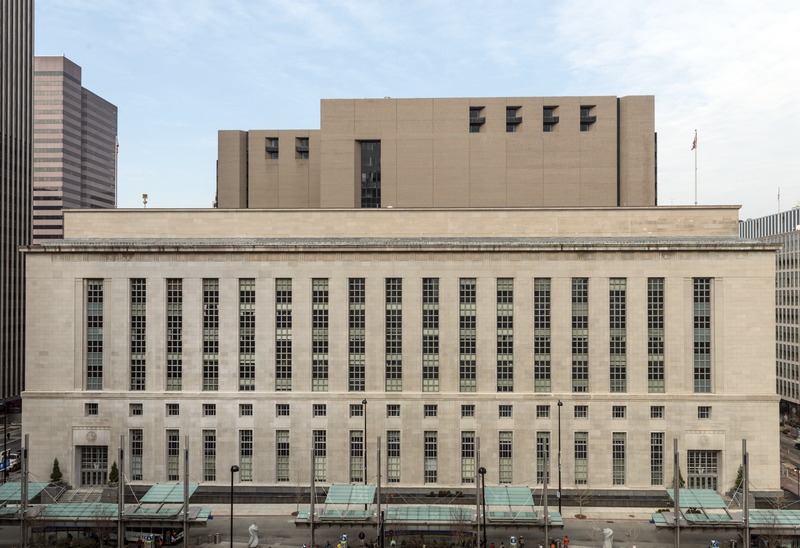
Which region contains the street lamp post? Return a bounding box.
[557,400,563,515]
[478,467,487,548]
[230,465,239,547]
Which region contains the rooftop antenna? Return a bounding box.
[142,193,148,208]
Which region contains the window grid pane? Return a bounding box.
[349,278,366,392]
[130,429,143,481]
[239,279,256,391]
[651,432,664,486]
[694,278,712,393]
[461,431,475,484]
[424,431,438,484]
[572,278,589,392]
[533,278,551,392]
[86,279,104,390]
[648,278,665,393]
[574,432,588,485]
[130,279,146,391]
[496,278,514,392]
[536,432,550,485]
[239,429,253,481]
[166,430,180,481]
[459,279,477,392]
[276,279,292,391]
[387,430,401,483]
[422,278,439,392]
[350,431,364,483]
[166,279,183,391]
[612,432,626,485]
[312,278,329,391]
[276,430,290,482]
[609,278,627,393]
[499,431,513,484]
[202,279,219,391]
[385,278,403,391]
[313,430,327,482]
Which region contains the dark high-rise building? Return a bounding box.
[0,0,33,400]
[33,56,118,242]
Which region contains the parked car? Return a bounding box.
[0,452,20,472]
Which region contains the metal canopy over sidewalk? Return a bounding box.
[0,480,214,545]
[295,484,562,529]
[484,486,538,522]
[651,487,800,543]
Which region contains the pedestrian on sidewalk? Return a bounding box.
[563,535,569,547]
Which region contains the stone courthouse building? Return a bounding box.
[22,96,779,496]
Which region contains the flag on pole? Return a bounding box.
[691,130,697,150]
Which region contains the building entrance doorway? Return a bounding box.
[79,445,108,486]
[687,450,719,491]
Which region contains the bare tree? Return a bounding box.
[759,492,789,548]
[572,485,592,519]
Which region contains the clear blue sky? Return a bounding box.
[36,0,800,220]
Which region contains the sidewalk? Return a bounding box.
[186,504,657,548]
[200,503,657,520]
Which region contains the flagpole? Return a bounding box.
[694,129,697,206]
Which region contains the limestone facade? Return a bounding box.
[23,206,778,493]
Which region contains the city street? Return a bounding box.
[150,505,737,548]
[0,502,743,547]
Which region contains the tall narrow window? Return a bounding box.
[313,430,327,482]
[239,430,253,481]
[276,430,290,482]
[385,278,402,391]
[534,278,551,392]
[580,105,596,132]
[694,278,712,393]
[648,278,665,393]
[130,429,143,481]
[130,279,146,391]
[86,279,104,390]
[574,432,588,485]
[543,106,559,132]
[202,279,219,391]
[461,431,475,484]
[651,432,664,486]
[239,279,256,391]
[459,278,477,392]
[422,278,439,392]
[499,431,513,484]
[612,432,626,485]
[469,106,485,133]
[387,430,401,483]
[424,431,438,484]
[497,278,514,392]
[536,432,550,485]
[312,279,329,391]
[203,430,216,481]
[266,137,279,159]
[296,137,309,159]
[350,431,364,483]
[572,278,589,392]
[166,429,180,481]
[349,278,366,391]
[506,106,522,133]
[360,141,381,208]
[609,278,627,393]
[275,279,292,391]
[166,279,183,391]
